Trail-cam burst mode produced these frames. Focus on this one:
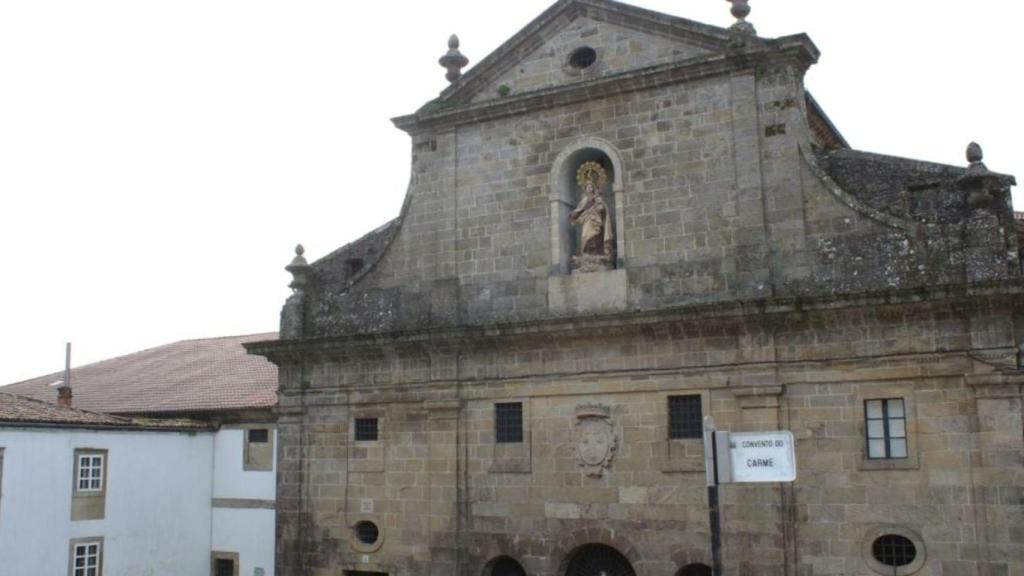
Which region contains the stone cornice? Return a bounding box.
[393,37,818,134]
[437,0,737,106]
[245,279,1024,362]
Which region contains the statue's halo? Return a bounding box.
[576,161,609,190]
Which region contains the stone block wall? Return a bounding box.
[304,48,1016,338]
[262,6,1023,576]
[266,294,1024,576]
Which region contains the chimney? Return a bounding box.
[57,342,72,408]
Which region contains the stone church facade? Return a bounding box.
[247,1,1023,575]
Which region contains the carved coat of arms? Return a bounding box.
[573,404,617,477]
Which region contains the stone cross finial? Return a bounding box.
[727,0,756,35]
[285,244,312,291]
[439,34,469,83]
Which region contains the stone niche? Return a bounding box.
[548,138,629,315]
[549,137,626,274]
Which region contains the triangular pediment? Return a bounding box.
[442,0,733,106]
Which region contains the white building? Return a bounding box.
[1,333,278,576]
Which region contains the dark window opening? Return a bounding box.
[495,403,523,443]
[669,395,703,439]
[248,428,269,443]
[569,46,597,69]
[354,521,380,545]
[354,418,379,442]
[872,534,917,567]
[215,558,235,576]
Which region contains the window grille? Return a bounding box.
[248,429,269,443]
[354,521,380,545]
[872,534,917,567]
[668,395,703,439]
[495,403,523,444]
[354,418,379,442]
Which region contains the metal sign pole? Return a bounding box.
[703,416,724,576]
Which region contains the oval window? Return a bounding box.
[354,521,380,545]
[568,47,597,70]
[872,534,917,568]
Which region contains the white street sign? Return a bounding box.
[723,431,796,483]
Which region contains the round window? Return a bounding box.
[354,521,380,545]
[872,535,917,568]
[568,47,597,70]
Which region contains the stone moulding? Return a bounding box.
[246,280,1024,360]
[437,0,738,104]
[393,36,818,133]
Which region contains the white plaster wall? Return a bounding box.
[0,427,214,576]
[211,427,276,576]
[212,508,275,576]
[212,427,276,500]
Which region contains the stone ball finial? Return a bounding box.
[966,142,983,164]
[958,142,1000,210]
[439,33,470,84]
[286,243,312,291]
[730,0,751,20]
[727,0,756,35]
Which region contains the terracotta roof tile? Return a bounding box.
[0,392,132,426]
[2,333,278,415]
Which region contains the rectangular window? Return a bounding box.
[71,449,107,521]
[865,398,908,459]
[668,395,703,439]
[211,551,239,576]
[215,558,234,576]
[71,540,101,576]
[76,453,104,492]
[495,402,523,444]
[354,418,379,442]
[243,427,274,471]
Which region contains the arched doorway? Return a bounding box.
[564,543,636,576]
[676,564,712,576]
[486,555,527,576]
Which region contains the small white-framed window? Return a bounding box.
[76,453,105,492]
[71,540,102,576]
[865,398,907,459]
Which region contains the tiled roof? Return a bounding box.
[0,392,211,430]
[0,392,131,426]
[2,333,278,416]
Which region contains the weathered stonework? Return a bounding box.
[249,1,1022,575]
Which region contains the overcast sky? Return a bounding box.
[1,0,1021,385]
